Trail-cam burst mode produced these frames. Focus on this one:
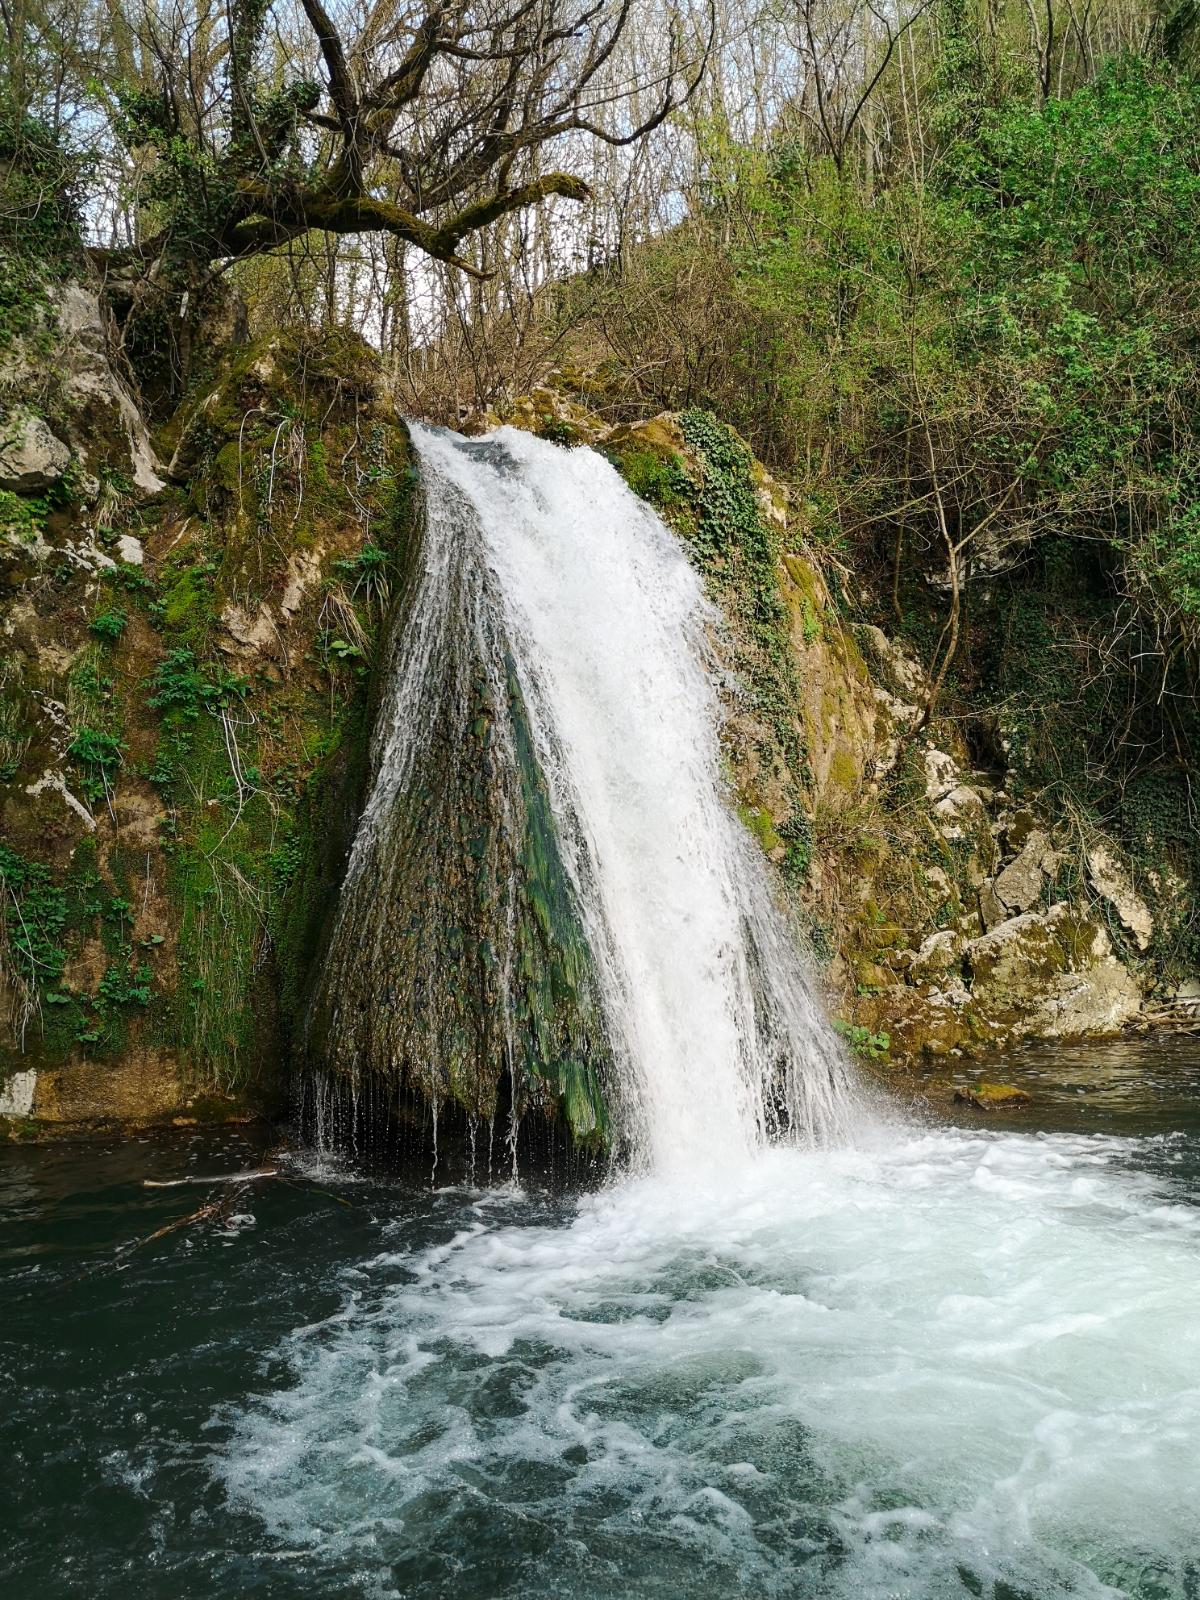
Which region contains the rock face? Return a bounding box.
[1,280,164,499]
[2,353,1184,1136]
[1,320,415,1132]
[0,414,72,491]
[1087,844,1154,951]
[965,905,1142,1037]
[51,282,165,494]
[991,830,1055,917]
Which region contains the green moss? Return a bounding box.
[619,448,692,512]
[828,747,859,796]
[799,596,821,645]
[270,705,373,1041]
[738,802,784,855]
[955,1083,1031,1109]
[507,657,611,1147]
[0,486,50,542]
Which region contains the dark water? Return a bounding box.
[3,1039,1200,1599]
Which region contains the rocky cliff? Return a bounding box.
[1,300,1193,1137]
[1,271,415,1131]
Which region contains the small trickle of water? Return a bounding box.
[403,426,853,1172]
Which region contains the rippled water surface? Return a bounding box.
[3,1040,1200,1599]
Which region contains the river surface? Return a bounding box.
[3,1039,1200,1599]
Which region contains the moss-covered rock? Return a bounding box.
[1,320,417,1129]
[964,904,1143,1037]
[954,1082,1032,1110]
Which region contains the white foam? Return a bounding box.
[217,1127,1200,1595]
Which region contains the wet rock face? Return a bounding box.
[305,495,613,1149]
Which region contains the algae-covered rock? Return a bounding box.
[954,1082,1032,1109]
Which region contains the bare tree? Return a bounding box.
[88,0,712,391]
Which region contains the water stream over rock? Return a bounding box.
[309,425,854,1170]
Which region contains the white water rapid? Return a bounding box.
[215,429,1200,1598]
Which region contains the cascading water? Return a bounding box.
[211,430,1200,1599]
[309,423,854,1171]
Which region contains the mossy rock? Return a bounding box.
[954,1082,1032,1109]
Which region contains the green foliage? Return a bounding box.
[149,647,232,716]
[0,112,83,343]
[677,410,808,797]
[833,1019,891,1059]
[618,449,692,512]
[331,541,389,607]
[89,607,128,642]
[67,728,123,802]
[0,843,67,988]
[0,680,29,782]
[321,632,363,664]
[0,487,49,542]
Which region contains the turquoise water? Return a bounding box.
[3,1040,1200,1598]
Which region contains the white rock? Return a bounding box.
[933,784,988,845]
[1086,843,1154,951]
[859,625,928,700]
[47,282,165,494]
[924,747,960,802]
[222,601,276,655]
[908,929,964,984]
[0,1069,37,1117]
[993,833,1048,914]
[280,548,323,616]
[0,414,71,492]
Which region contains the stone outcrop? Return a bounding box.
[1086,844,1154,951]
[965,904,1142,1035]
[2,320,414,1133]
[0,413,72,491]
[1,279,164,502]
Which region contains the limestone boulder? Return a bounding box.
[1,280,164,499]
[0,414,70,492]
[908,929,965,986]
[964,903,1142,1038]
[992,828,1057,915]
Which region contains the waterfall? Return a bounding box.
[311,424,855,1174]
